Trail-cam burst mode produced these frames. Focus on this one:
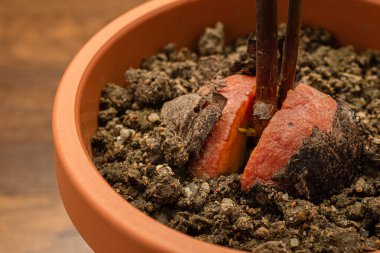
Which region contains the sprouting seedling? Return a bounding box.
[243,0,362,201]
[252,0,303,138]
[252,0,278,137]
[279,0,303,106]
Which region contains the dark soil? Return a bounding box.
[92,23,380,252]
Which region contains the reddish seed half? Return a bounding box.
[192,74,256,178]
[242,84,337,190]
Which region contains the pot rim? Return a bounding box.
[53,0,240,252]
[52,0,380,252]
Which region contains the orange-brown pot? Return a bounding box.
[53,0,380,252]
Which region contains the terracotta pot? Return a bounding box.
[53,0,380,252]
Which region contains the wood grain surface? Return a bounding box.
[0,1,147,252]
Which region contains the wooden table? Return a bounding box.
[0,1,147,252]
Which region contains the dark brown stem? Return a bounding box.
[279,0,302,106]
[252,0,278,137]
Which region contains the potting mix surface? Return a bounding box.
[91,23,380,252]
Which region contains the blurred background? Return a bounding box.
[0,1,147,252]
